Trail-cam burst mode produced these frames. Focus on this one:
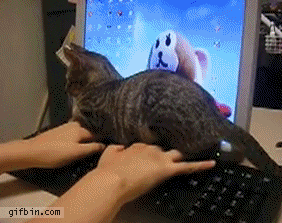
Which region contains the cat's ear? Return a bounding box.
[63,45,81,67]
[70,43,86,54]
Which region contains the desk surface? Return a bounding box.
[0,107,282,223]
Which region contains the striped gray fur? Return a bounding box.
[63,43,281,177]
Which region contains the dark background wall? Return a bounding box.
[253,34,282,109]
[42,0,76,126]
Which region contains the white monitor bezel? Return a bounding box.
[74,0,261,132]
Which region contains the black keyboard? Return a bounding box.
[10,162,282,222]
[9,126,282,222]
[137,164,282,223]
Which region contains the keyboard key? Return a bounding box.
[230,200,237,206]
[213,176,222,183]
[220,187,228,195]
[224,179,233,187]
[238,216,252,223]
[193,200,205,209]
[224,169,235,175]
[201,192,208,199]
[210,204,218,212]
[239,182,250,191]
[209,204,222,215]
[200,192,214,201]
[156,191,170,202]
[208,184,216,192]
[229,199,243,210]
[245,173,252,179]
[188,179,199,187]
[219,186,234,197]
[187,209,196,217]
[235,190,245,199]
[214,196,225,206]
[244,194,262,213]
[72,173,77,178]
[223,208,234,217]
[207,183,221,193]
[263,177,271,183]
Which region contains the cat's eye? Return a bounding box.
[156,39,160,49]
[166,34,171,46]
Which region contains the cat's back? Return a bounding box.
[78,69,223,127]
[122,69,221,120]
[119,69,208,103]
[112,70,229,149]
[74,68,236,158]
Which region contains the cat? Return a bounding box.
[63,43,281,177]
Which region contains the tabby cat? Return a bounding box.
[63,43,281,177]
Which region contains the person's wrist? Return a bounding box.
[21,138,41,169]
[0,139,35,173]
[83,169,129,207]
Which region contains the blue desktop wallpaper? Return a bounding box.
[84,0,245,122]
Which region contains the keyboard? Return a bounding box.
[9,126,282,223]
[137,164,282,223]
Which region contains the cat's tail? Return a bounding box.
[236,125,282,177]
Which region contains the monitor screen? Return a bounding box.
[78,0,260,129]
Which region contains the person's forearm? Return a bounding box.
[0,140,33,174]
[26,170,126,223]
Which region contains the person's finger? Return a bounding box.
[79,143,107,153]
[76,125,95,140]
[73,143,106,159]
[172,160,216,175]
[105,144,125,153]
[165,150,184,162]
[125,143,150,153]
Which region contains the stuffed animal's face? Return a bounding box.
[148,30,231,118]
[149,30,179,72]
[148,30,208,85]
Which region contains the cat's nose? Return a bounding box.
[158,51,163,58]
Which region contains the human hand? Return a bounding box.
[25,121,106,168]
[94,143,216,205]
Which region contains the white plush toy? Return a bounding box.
[147,30,232,118]
[147,30,209,86]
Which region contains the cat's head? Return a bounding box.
[63,43,122,97]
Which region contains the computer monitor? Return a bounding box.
[74,0,261,131]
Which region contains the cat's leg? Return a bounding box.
[138,125,158,145]
[148,114,187,154]
[74,108,119,145]
[148,115,220,161]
